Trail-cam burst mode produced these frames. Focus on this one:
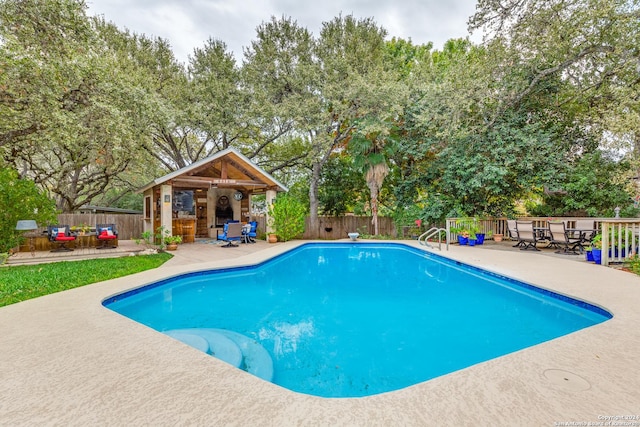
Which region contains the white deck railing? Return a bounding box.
[600,220,640,266]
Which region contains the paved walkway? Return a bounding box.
[1,239,639,426]
[6,240,145,265]
[5,238,271,266]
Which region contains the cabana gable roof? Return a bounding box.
[138,147,288,193]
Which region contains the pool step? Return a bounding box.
[164,330,213,355]
[164,328,273,382]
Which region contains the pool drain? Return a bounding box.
[543,369,591,391]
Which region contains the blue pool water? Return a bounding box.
[103,243,611,398]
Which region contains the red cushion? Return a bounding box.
[98,235,117,240]
[56,236,75,241]
[57,232,65,237]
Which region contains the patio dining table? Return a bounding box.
[533,226,550,241]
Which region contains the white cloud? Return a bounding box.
[86,0,480,64]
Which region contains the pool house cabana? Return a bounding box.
[138,147,288,243]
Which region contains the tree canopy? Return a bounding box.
[1,0,638,235]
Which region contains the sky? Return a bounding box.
[86,0,481,64]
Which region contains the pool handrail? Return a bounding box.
[418,227,449,251]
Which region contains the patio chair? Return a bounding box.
[507,220,525,248]
[548,221,581,255]
[219,222,243,247]
[515,220,540,251]
[96,223,118,249]
[47,225,77,252]
[216,220,239,240]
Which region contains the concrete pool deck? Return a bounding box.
[1,240,639,425]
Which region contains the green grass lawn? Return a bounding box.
[0,253,173,307]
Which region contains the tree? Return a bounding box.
[304,15,396,237]
[469,0,640,156]
[349,118,401,234]
[189,38,245,153]
[241,15,317,174]
[102,28,195,171]
[389,36,595,220]
[0,168,58,253]
[529,151,637,217]
[463,0,640,216]
[0,0,95,149]
[1,1,152,211]
[318,154,366,216]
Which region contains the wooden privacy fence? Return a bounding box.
[303,216,396,239]
[252,215,397,240]
[56,214,144,240]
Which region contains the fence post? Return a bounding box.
[601,222,609,267]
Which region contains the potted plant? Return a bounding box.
[451,225,469,245]
[584,244,594,262]
[164,235,182,250]
[136,226,174,251]
[452,217,480,246]
[468,221,480,246]
[467,226,478,246]
[451,217,480,246]
[591,233,602,264]
[71,223,91,236]
[473,217,487,245]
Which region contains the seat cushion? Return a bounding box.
[98,234,117,240]
[56,236,75,241]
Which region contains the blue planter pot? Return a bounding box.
[592,249,602,265]
[475,233,485,245]
[457,235,468,245]
[609,247,629,258]
[468,239,477,246]
[585,251,594,262]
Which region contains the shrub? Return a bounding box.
[624,254,640,276]
[135,226,172,250]
[268,193,306,242]
[0,168,58,253]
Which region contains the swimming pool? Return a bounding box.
[103,243,611,398]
